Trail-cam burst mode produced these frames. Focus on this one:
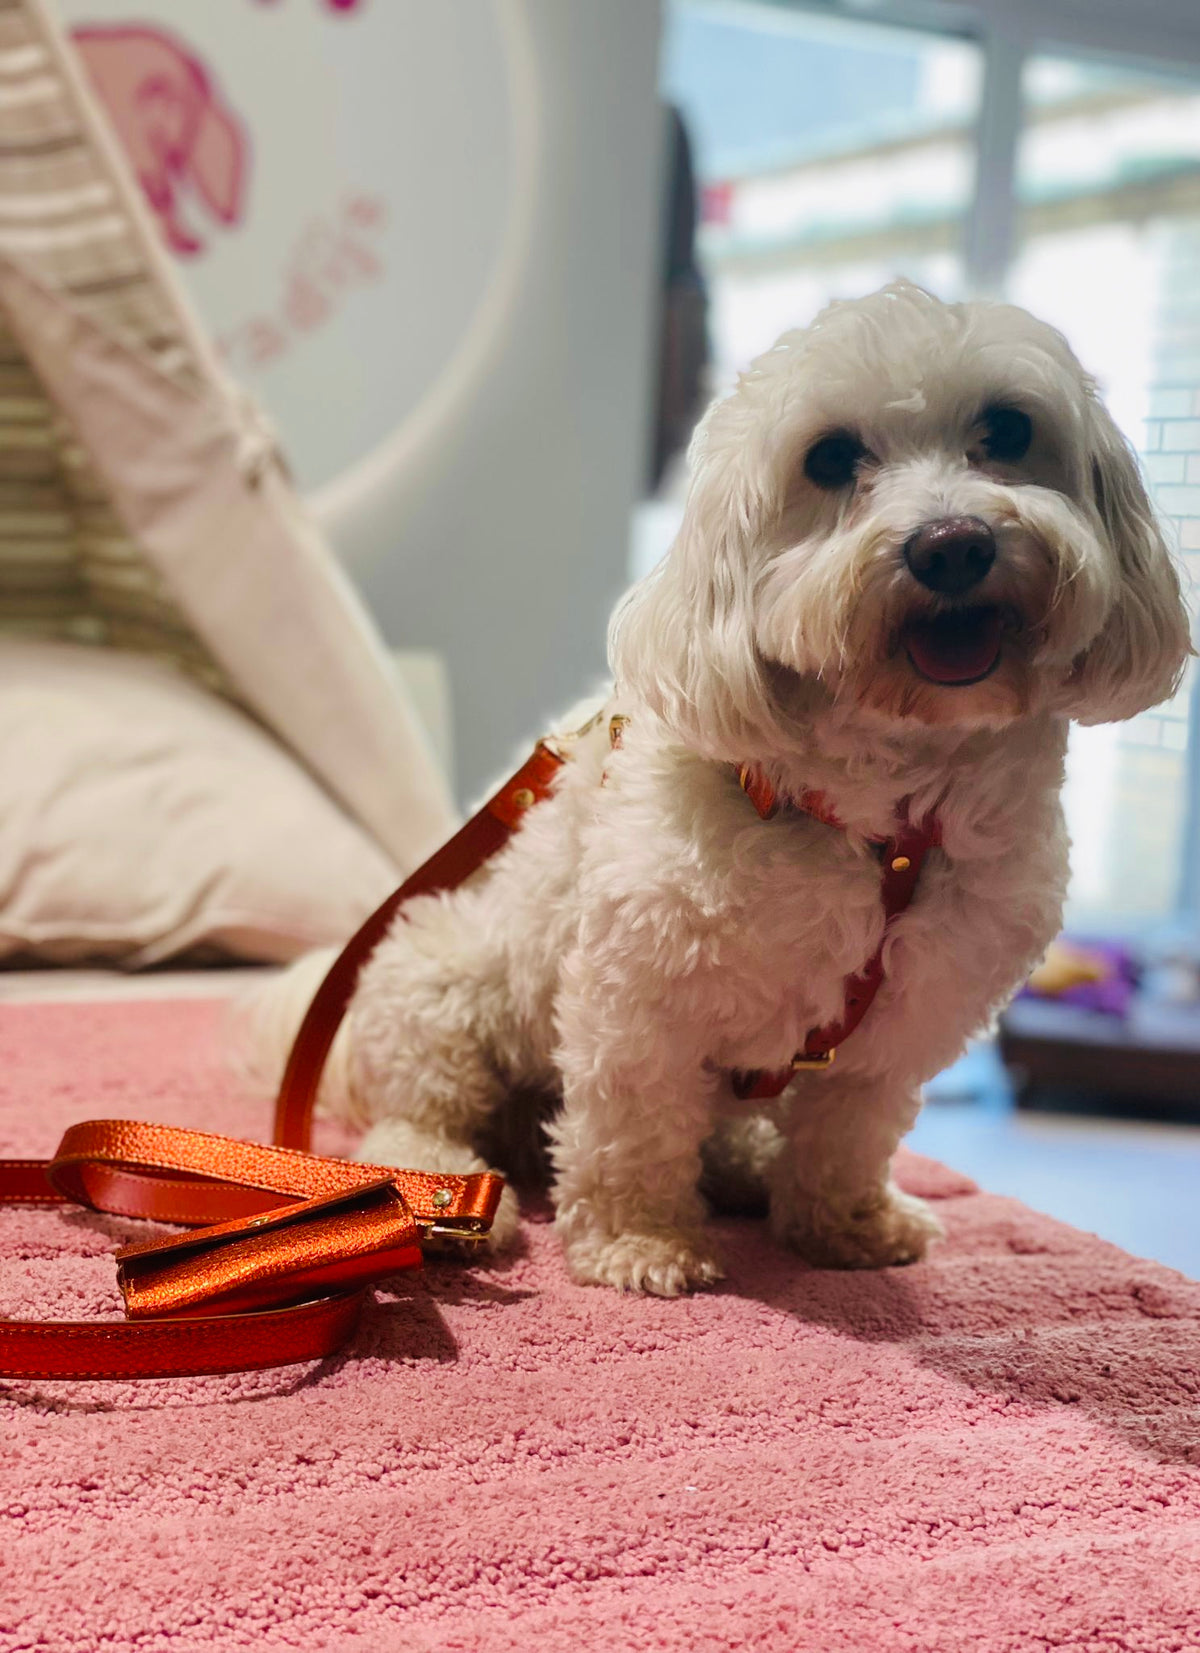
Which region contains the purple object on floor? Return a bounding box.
[1019,937,1139,1018]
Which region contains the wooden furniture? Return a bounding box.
[999,996,1200,1115]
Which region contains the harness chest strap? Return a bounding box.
[730,764,943,1101]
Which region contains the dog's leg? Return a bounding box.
[768,1075,943,1268]
[349,894,523,1247]
[548,962,724,1296]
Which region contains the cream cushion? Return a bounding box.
[0,639,400,965]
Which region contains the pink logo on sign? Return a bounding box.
[72,24,249,257]
[217,193,387,372]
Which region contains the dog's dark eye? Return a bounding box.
[804,432,866,490]
[981,405,1032,463]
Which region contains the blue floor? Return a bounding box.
[908,1043,1200,1280]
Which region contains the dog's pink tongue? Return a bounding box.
[904,607,1003,685]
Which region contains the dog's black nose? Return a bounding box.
[903,517,996,595]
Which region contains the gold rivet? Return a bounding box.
[512,787,535,809]
[433,1188,453,1209]
[891,856,911,872]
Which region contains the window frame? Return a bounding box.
[749,0,1200,292]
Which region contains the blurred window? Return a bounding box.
[1011,56,1200,921]
[658,3,1200,930]
[662,3,982,390]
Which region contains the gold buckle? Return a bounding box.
[421,1221,492,1254]
[544,707,607,761]
[790,1049,836,1071]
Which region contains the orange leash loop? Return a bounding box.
[0,743,564,1381]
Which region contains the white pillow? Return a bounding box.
[0,640,401,965]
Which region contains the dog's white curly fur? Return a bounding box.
[245,283,1190,1294]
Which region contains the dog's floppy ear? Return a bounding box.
[609,410,778,756]
[1070,396,1192,724]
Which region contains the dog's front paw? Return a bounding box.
[775,1184,944,1269]
[563,1229,724,1296]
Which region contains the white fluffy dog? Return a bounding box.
[252,281,1190,1295]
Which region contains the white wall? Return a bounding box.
[335,2,666,798]
[60,0,665,801]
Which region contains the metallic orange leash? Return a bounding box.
[0,742,566,1380]
[272,739,567,1152]
[0,732,940,1378]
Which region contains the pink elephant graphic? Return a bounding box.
[72,24,249,257]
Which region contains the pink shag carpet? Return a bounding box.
[2,998,1200,1653]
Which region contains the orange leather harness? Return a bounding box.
[0,733,939,1379]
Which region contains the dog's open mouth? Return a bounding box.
[902,606,1005,686]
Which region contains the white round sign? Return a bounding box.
[57,0,534,509]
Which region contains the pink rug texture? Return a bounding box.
[2,998,1200,1653]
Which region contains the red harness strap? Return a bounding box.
[730,765,943,1100]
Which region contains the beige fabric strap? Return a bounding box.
[0,0,219,679]
[0,0,457,869]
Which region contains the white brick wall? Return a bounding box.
[1084,388,1200,917]
[1158,418,1200,452]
